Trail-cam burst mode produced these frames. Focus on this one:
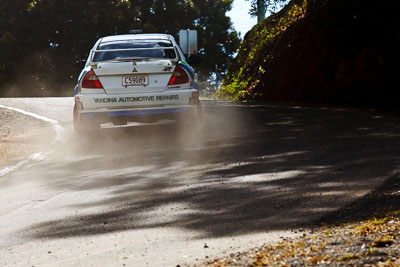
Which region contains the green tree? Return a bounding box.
[0,0,239,96]
[191,0,240,79]
[0,0,32,83]
[246,0,289,21]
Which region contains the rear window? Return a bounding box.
[93,40,176,62]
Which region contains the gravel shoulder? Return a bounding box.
[0,107,50,170]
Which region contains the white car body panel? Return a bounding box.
[79,90,196,110]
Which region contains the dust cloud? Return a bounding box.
[0,99,249,186]
[0,51,76,97]
[1,79,74,98]
[57,101,249,172]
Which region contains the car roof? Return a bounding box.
[100,34,173,43]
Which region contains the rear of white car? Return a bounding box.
[73,34,201,131]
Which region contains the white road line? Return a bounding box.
[0,104,65,177]
[0,152,48,177]
[0,104,64,143]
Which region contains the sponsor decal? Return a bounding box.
[154,95,179,101]
[94,98,118,103]
[94,95,179,104]
[178,61,194,80]
[162,66,173,72]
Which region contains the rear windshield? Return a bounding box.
[93,39,176,62]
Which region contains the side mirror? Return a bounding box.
[188,54,201,65]
[75,60,86,69]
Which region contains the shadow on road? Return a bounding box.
[22,101,400,239]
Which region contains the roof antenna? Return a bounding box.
[129,29,143,34]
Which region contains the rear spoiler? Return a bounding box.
[93,47,175,53]
[91,47,179,65]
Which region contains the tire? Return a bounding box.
[73,104,99,134]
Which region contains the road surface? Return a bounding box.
[0,98,399,266]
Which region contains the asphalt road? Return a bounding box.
[0,98,399,266]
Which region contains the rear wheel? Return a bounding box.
[73,104,99,134]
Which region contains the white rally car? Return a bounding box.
[73,33,202,132]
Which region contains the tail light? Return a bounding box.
[168,65,189,85]
[81,69,103,88]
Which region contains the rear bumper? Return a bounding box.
[75,89,199,124]
[76,89,197,110]
[76,105,197,124]
[80,106,193,118]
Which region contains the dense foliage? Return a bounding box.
[246,0,289,17]
[219,0,305,100]
[0,0,239,96]
[220,0,400,108]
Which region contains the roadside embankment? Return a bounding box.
[220,0,400,109]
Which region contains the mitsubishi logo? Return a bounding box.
[132,67,138,73]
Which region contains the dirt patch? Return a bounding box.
[0,108,50,170]
[197,172,400,266]
[206,214,400,266]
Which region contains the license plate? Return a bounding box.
[122,75,149,86]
